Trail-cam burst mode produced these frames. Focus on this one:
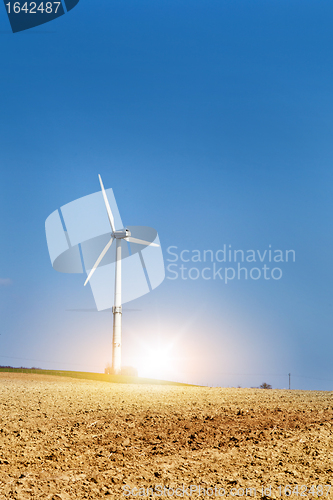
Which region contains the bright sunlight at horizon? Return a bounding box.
[133,343,179,381]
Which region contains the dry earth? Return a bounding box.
[0,373,332,499]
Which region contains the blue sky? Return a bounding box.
[1,0,333,389]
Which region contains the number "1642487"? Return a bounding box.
[5,2,61,14]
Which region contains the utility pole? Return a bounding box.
[288,373,291,390]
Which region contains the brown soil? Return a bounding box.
[0,372,332,499]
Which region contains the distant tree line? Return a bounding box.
[0,365,42,370]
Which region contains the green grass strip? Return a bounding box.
[0,367,195,386]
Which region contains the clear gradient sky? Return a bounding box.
[1,0,333,389]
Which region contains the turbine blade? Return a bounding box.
[125,236,159,247]
[98,174,115,233]
[84,237,114,286]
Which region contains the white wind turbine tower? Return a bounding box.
[84,175,159,375]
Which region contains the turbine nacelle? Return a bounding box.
[113,228,131,239]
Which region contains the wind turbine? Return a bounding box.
[84,175,159,375]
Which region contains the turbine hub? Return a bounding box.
[113,228,131,239]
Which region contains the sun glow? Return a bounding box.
[135,344,178,380]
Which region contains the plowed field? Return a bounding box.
[0,373,332,499]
